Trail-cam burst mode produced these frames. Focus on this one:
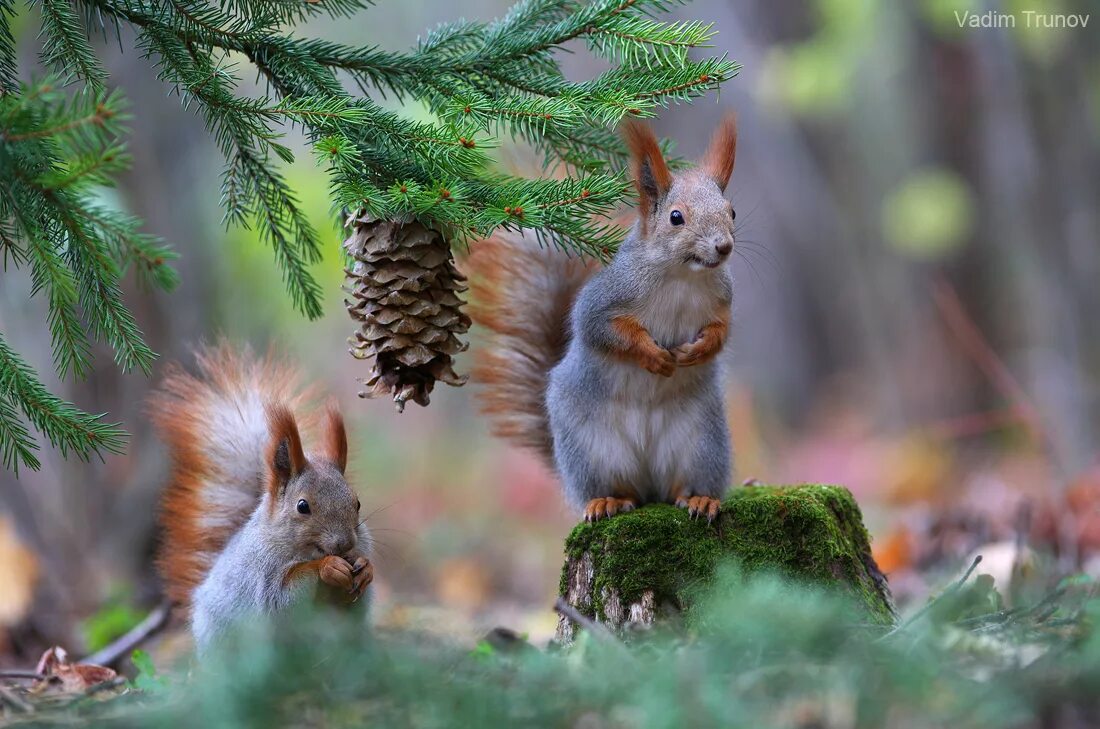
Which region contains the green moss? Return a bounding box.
[561,484,895,627]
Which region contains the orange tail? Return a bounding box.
[465,235,599,467]
[149,344,316,611]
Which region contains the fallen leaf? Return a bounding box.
[31,646,118,696]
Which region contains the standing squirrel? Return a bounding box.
[469,115,738,523]
[150,345,373,651]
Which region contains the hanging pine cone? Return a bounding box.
[343,212,470,412]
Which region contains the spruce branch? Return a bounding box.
[0,0,737,465]
[0,0,18,93]
[0,334,126,474]
[0,78,174,470]
[36,0,108,89]
[0,391,40,474]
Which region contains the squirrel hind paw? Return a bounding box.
[675,495,721,523]
[582,497,637,522]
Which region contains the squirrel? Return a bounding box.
[149,345,373,651]
[468,115,739,524]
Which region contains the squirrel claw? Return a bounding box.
[675,495,721,524]
[583,497,637,522]
[346,555,373,599]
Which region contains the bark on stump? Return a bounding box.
[555,484,895,644]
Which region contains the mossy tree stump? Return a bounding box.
[556,484,894,643]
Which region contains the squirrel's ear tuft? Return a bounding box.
[266,403,306,498]
[323,405,348,474]
[702,113,737,192]
[622,119,672,230]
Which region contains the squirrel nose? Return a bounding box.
[715,241,733,257]
[329,535,355,556]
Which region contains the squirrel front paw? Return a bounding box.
[672,320,727,368]
[639,347,677,377]
[671,341,704,367]
[345,554,374,602]
[318,555,355,592]
[673,336,718,368]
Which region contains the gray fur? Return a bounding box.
[546,170,736,509]
[192,462,371,654]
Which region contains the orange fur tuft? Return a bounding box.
[621,119,672,231]
[702,113,738,192]
[464,235,599,467]
[265,403,306,502]
[609,314,677,377]
[149,344,319,612]
[322,407,348,473]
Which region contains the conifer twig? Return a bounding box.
[0,0,736,471]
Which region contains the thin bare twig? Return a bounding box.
[0,670,43,681]
[84,677,128,697]
[82,601,172,668]
[932,278,1046,449]
[923,406,1030,441]
[553,598,621,645]
[931,279,1075,564]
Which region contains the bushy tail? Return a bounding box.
[149,344,315,610]
[465,235,599,467]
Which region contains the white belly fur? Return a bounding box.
[582,275,716,499]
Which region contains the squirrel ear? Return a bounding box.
[266,404,306,498]
[323,406,348,474]
[701,113,737,192]
[622,119,672,231]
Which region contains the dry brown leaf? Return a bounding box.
[31,646,118,696]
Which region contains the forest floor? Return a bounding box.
[1,548,1097,729]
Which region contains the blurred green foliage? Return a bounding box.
[217,152,345,338]
[130,649,168,693]
[80,593,144,652]
[882,168,975,260]
[31,564,1099,728]
[920,0,977,37]
[762,0,878,116]
[765,41,853,116]
[922,0,1076,61]
[1005,0,1074,63]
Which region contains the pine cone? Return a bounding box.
[343,213,470,411]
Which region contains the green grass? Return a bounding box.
[20,564,1098,729]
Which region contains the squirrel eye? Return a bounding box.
[296,499,310,515]
[669,210,684,226]
[731,208,736,221]
[356,499,361,512]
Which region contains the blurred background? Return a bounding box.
[1,0,1098,664]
